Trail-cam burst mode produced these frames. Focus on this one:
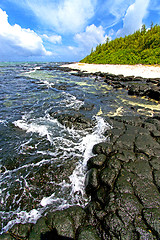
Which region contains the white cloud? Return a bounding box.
[75,24,108,49]
[117,0,150,37]
[68,46,74,51]
[109,0,133,20]
[42,34,62,44]
[24,0,97,33]
[0,8,51,59]
[65,24,109,61]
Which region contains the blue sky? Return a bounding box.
[0,0,159,62]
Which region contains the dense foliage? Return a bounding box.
[81,24,160,65]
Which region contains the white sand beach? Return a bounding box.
[61,63,160,79]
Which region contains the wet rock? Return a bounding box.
[29,217,50,240]
[131,177,160,208]
[134,216,156,240]
[150,157,160,170]
[9,223,33,239]
[127,80,160,101]
[146,118,160,129]
[116,193,143,225]
[85,168,99,194]
[5,115,160,240]
[77,225,101,240]
[45,206,86,239]
[71,71,91,77]
[112,115,143,127]
[106,128,125,143]
[52,113,94,130]
[115,169,134,194]
[124,159,153,181]
[92,142,113,155]
[87,154,106,169]
[135,134,160,157]
[142,208,160,237]
[54,83,67,90]
[128,83,151,96]
[107,155,121,172]
[115,150,137,163]
[104,213,137,239]
[142,122,159,136]
[153,170,160,188]
[64,206,87,231]
[0,234,14,240]
[46,210,75,239]
[79,103,94,111]
[114,131,135,151]
[100,167,118,189]
[96,185,109,205]
[146,87,160,101]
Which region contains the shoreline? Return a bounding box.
[61,62,160,79]
[1,64,160,239]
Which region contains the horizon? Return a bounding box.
[0,0,159,62]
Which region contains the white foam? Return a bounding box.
[23,66,41,74]
[40,193,55,207]
[13,117,52,142]
[2,209,42,233]
[59,92,83,110]
[0,120,7,125]
[69,116,111,204]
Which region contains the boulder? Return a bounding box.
[9,223,33,239]
[85,168,99,194]
[51,113,94,130]
[77,226,101,240]
[29,217,50,240]
[87,154,106,169]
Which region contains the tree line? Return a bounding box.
[80,24,160,65]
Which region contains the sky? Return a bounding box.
[0,0,159,62]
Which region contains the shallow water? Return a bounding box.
[0,62,159,232]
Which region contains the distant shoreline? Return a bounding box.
[61,62,160,79]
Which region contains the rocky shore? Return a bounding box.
[1,65,160,239]
[60,64,160,102]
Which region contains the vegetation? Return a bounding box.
[81,24,160,65]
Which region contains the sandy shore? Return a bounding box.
[61,62,160,79]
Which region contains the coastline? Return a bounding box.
[1,63,160,240]
[61,62,160,79]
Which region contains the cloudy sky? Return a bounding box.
[0,0,159,62]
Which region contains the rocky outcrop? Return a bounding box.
[1,115,160,239]
[0,206,100,240]
[49,112,94,130]
[59,65,160,101]
[84,115,160,239]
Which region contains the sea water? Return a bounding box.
[0,62,112,233]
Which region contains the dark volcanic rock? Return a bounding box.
[128,82,160,101]
[142,208,160,238]
[79,103,94,111]
[77,225,101,240]
[0,234,13,239]
[87,154,106,169]
[9,223,33,239]
[85,168,99,194]
[84,116,160,239]
[50,112,94,130]
[29,217,50,240]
